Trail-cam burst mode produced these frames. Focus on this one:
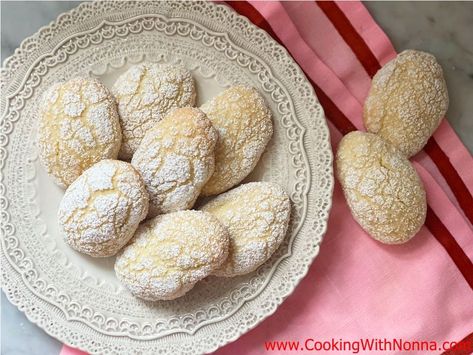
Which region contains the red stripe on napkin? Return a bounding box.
[425,207,473,290]
[442,331,473,355]
[316,1,381,77]
[424,138,473,225]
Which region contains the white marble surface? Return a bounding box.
[1,1,472,354]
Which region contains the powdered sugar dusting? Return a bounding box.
[112,63,196,160]
[200,86,273,196]
[131,107,217,217]
[336,132,426,244]
[58,160,149,257]
[201,182,291,277]
[114,210,229,301]
[38,77,122,188]
[62,91,85,117]
[364,50,449,157]
[88,103,115,145]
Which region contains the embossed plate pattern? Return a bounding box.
[0,1,333,354]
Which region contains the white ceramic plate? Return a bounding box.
[0,2,333,354]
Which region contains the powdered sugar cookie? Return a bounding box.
[200,86,273,196]
[115,210,229,301]
[38,78,122,188]
[364,50,448,157]
[131,107,217,217]
[336,131,426,244]
[58,160,149,257]
[112,63,196,160]
[201,182,291,277]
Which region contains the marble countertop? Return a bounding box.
[1,2,472,354]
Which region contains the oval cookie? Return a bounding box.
[200,86,273,196]
[38,78,122,188]
[115,210,229,301]
[200,182,291,277]
[336,131,426,244]
[364,50,448,157]
[131,107,217,217]
[112,63,196,160]
[58,160,149,257]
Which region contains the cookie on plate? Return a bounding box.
[200,86,273,196]
[38,78,122,188]
[201,182,290,277]
[112,63,196,160]
[115,210,229,301]
[58,160,149,257]
[131,107,217,217]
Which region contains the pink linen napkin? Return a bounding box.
[61,2,473,354]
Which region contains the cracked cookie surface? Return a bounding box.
[38,78,122,188]
[115,210,229,301]
[364,50,448,157]
[200,86,273,196]
[112,63,196,160]
[201,182,290,277]
[58,160,149,257]
[336,132,426,244]
[131,107,217,218]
